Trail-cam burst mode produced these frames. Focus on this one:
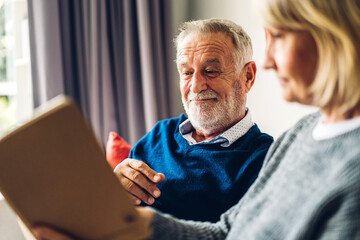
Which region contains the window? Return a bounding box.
[0,0,32,137]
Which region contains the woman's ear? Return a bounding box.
[243,61,257,92]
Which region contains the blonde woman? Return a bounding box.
[34,0,360,239]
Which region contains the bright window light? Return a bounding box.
[0,0,32,137]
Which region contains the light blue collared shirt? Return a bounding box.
[179,108,254,147]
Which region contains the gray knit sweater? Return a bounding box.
[150,112,360,239]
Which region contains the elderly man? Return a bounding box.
[114,19,273,223]
[31,18,273,239]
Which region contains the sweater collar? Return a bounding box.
[179,108,254,147]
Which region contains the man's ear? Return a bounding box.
[243,61,257,92]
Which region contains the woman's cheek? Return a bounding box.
[275,49,292,73]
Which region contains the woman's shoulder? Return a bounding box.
[275,111,321,142]
[291,111,321,131]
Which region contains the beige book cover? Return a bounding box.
[0,95,149,240]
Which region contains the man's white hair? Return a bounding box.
[175,18,253,74]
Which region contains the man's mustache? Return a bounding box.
[187,91,220,101]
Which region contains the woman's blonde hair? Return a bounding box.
[253,0,360,116]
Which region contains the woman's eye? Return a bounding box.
[270,32,283,39]
[271,30,286,39]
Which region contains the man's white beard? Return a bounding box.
[182,83,243,134]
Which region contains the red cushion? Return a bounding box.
[106,132,131,169]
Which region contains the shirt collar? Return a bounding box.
[312,113,360,141]
[179,108,254,147]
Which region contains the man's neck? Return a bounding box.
[192,129,225,143]
[191,115,244,143]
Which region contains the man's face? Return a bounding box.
[177,32,248,134]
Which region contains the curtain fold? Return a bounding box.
[27,0,178,146]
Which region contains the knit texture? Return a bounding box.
[130,114,273,222]
[151,112,360,239]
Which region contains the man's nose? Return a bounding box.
[190,71,208,94]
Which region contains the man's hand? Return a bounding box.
[33,226,73,240]
[114,158,165,205]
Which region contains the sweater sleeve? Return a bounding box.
[297,157,360,240]
[149,199,242,240]
[298,185,360,239]
[319,191,360,239]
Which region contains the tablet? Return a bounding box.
[0,95,149,240]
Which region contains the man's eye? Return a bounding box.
[182,72,192,76]
[181,71,193,79]
[205,70,220,77]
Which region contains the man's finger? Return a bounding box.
[127,193,142,205]
[120,176,156,205]
[128,159,164,183]
[123,167,162,198]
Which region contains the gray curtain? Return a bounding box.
[27,0,180,146]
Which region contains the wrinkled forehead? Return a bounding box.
[176,32,235,65]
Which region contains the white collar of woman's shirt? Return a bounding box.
[312,114,360,141]
[179,108,254,147]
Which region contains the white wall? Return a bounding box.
[171,0,317,139]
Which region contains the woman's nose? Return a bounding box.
[263,43,276,70]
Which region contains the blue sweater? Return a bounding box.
[129,114,273,222]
